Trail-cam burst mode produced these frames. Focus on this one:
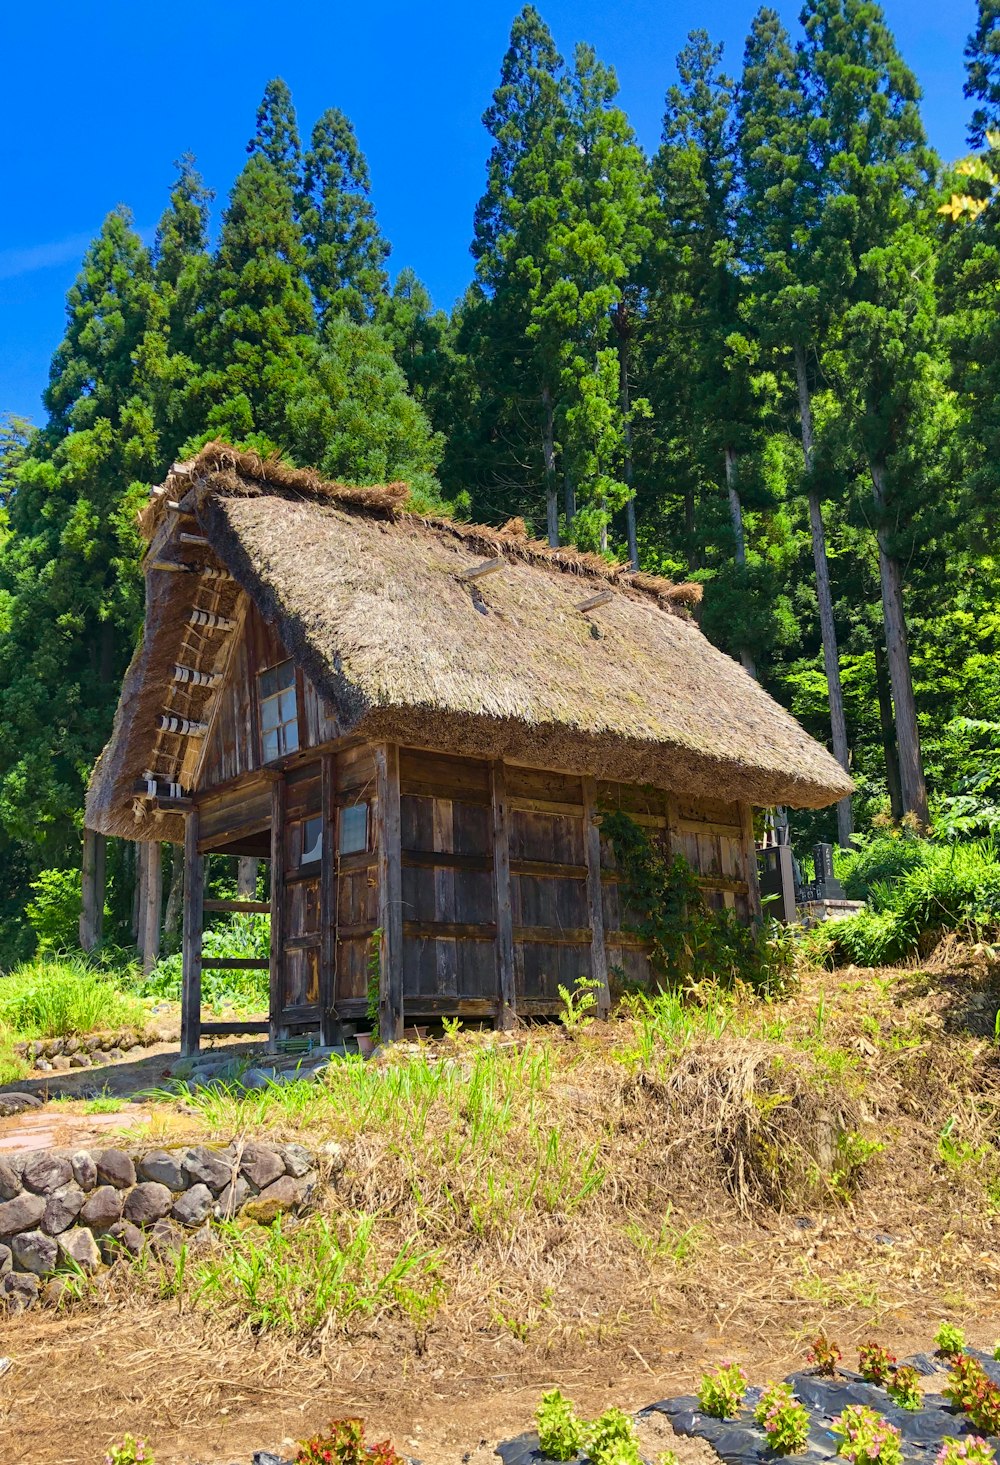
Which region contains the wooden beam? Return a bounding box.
[173,664,223,689]
[319,752,337,1047]
[490,761,517,1031]
[740,802,763,924]
[189,609,235,631]
[79,829,106,953]
[268,777,287,1054]
[158,713,209,736]
[514,925,593,946]
[178,532,210,548]
[204,898,269,914]
[201,957,270,970]
[575,589,614,612]
[180,811,204,1057]
[199,1021,270,1036]
[375,742,404,1043]
[582,777,610,1017]
[141,841,163,976]
[457,557,504,583]
[404,920,495,941]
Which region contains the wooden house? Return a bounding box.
[85,444,852,1053]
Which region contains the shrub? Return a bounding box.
[697,1363,747,1419]
[295,1419,401,1464]
[835,833,929,901]
[141,914,269,1012]
[0,957,144,1037]
[942,1354,988,1413]
[886,1365,921,1411]
[536,1390,585,1461]
[753,1382,810,1454]
[0,1027,28,1085]
[936,1439,996,1465]
[807,1333,842,1377]
[586,1408,641,1465]
[831,1407,903,1465]
[858,1343,896,1387]
[936,1323,968,1358]
[25,866,83,954]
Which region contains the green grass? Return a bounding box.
[0,956,145,1038]
[0,1027,28,1085]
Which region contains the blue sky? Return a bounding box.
[1,0,975,423]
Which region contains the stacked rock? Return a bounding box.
[0,1140,318,1311]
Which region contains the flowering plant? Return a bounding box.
[936,1439,996,1465]
[887,1365,922,1412]
[295,1419,402,1464]
[808,1333,843,1377]
[943,1355,988,1414]
[858,1344,897,1387]
[697,1363,748,1419]
[831,1406,903,1465]
[753,1383,810,1455]
[105,1438,154,1465]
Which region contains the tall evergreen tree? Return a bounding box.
[802,0,940,827]
[736,6,854,842]
[301,108,390,326]
[965,0,1000,148]
[246,77,302,190]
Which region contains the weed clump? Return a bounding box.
[0,956,144,1037]
[536,1390,585,1461]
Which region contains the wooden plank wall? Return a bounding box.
[333,743,379,1010]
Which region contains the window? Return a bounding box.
[339,803,369,856]
[259,659,299,762]
[299,815,323,866]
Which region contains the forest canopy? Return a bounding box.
[3,0,1000,961]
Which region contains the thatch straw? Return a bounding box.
[86,444,852,840]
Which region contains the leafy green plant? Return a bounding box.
[557,977,602,1033]
[142,915,269,1012]
[858,1342,896,1386]
[831,1407,903,1465]
[697,1363,747,1419]
[807,1333,842,1376]
[753,1382,810,1454]
[601,812,794,997]
[936,1322,968,1357]
[25,866,84,954]
[535,1389,585,1461]
[294,1418,402,1464]
[0,957,144,1037]
[935,1438,997,1465]
[366,929,382,1040]
[887,1366,921,1411]
[104,1437,154,1465]
[942,1354,987,1413]
[586,1407,642,1465]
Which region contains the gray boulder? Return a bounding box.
[182,1146,233,1193]
[94,1148,136,1189]
[214,1176,251,1220]
[101,1220,144,1262]
[242,1176,303,1225]
[79,1185,123,1230]
[21,1151,73,1195]
[41,1183,85,1236]
[0,1269,39,1311]
[0,1191,46,1238]
[58,1226,101,1274]
[239,1143,285,1191]
[280,1143,314,1179]
[11,1229,58,1276]
[0,1159,20,1202]
[71,1150,98,1191]
[138,1150,187,1191]
[124,1182,174,1226]
[172,1184,214,1227]
[0,1243,10,1275]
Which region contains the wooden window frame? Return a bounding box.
[258,658,299,764]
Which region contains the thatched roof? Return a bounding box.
[87,443,852,840]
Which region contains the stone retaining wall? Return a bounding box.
[0,1139,320,1311]
[13,1030,170,1072]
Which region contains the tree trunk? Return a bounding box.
[869,456,929,827]
[616,316,639,569]
[130,841,143,949]
[542,386,558,547]
[564,469,575,535]
[79,829,106,953]
[237,857,259,899]
[794,343,853,848]
[163,843,184,952]
[142,842,163,976]
[724,446,757,681]
[874,638,904,822]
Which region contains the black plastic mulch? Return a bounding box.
[495,1351,1000,1465]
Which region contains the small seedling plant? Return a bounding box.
[536,1389,586,1461]
[858,1343,896,1387]
[753,1382,810,1455]
[557,977,603,1034]
[936,1439,997,1465]
[105,1440,154,1465]
[831,1407,903,1465]
[295,1418,401,1465]
[887,1365,922,1412]
[936,1323,968,1358]
[807,1333,843,1377]
[697,1363,748,1419]
[587,1407,642,1465]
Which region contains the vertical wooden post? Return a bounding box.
[133,840,146,953]
[141,841,163,975]
[319,751,337,1047]
[582,777,610,1017]
[180,811,204,1058]
[237,857,259,898]
[268,776,287,1054]
[79,829,106,952]
[374,742,403,1044]
[740,803,763,925]
[490,761,516,1029]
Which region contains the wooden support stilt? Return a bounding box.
[741,803,763,924]
[142,841,163,976]
[490,761,517,1030]
[134,842,147,956]
[79,829,106,953]
[268,777,287,1054]
[180,811,204,1058]
[236,857,259,897]
[374,743,404,1044]
[319,752,337,1047]
[582,777,610,1017]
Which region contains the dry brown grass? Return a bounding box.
[5,961,1000,1464]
